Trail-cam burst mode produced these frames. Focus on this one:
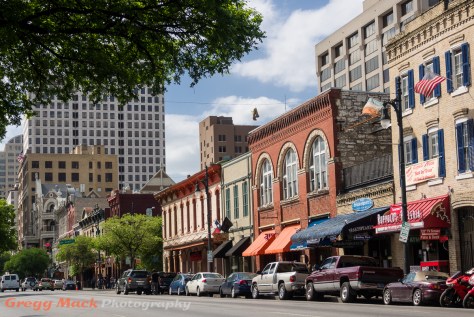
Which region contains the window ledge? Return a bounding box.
[456,172,473,180]
[451,86,469,97]
[428,178,444,186]
[281,196,300,206]
[406,185,417,191]
[307,189,330,198]
[258,204,274,212]
[423,98,439,108]
[402,108,413,117]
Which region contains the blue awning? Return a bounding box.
[290,207,389,246]
[289,217,329,250]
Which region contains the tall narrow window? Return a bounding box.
[233,185,239,219]
[242,182,249,217]
[259,160,273,206]
[309,137,328,191]
[422,129,445,177]
[225,188,231,218]
[446,43,471,92]
[283,149,298,200]
[456,119,474,173]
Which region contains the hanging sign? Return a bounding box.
[352,198,374,212]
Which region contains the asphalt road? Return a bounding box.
[0,289,471,317]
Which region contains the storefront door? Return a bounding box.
[459,207,474,272]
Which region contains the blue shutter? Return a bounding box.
[408,69,415,108]
[468,119,474,171]
[445,51,453,93]
[456,123,466,173]
[433,56,442,97]
[419,64,425,104]
[462,43,471,87]
[422,134,429,161]
[438,129,446,177]
[411,138,418,164]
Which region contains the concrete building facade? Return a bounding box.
[0,135,22,199]
[199,116,258,170]
[315,0,444,93]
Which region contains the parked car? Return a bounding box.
[185,272,225,297]
[169,273,193,295]
[38,278,54,291]
[21,277,38,291]
[305,255,404,303]
[62,280,76,290]
[157,272,177,294]
[1,273,20,292]
[116,269,151,295]
[53,279,64,290]
[252,261,309,300]
[220,272,257,298]
[383,271,449,306]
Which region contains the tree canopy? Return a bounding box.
[0,0,265,138]
[0,199,17,253]
[56,236,96,283]
[4,248,49,278]
[97,214,162,269]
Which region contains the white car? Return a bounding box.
[1,274,20,292]
[185,272,224,297]
[21,277,38,291]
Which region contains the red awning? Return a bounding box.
[242,230,275,257]
[375,195,450,234]
[264,224,300,254]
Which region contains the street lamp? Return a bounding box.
[363,76,410,274]
[195,165,213,272]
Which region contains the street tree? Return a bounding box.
[0,199,16,253]
[4,248,49,278]
[0,252,11,275]
[56,236,96,286]
[0,0,265,139]
[97,214,162,269]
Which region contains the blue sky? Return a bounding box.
[0,0,365,183]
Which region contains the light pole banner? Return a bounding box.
[405,158,439,186]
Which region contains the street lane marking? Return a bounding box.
[272,312,318,317]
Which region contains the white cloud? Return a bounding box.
[234,0,364,92]
[0,124,23,151]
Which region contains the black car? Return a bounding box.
[157,272,177,294]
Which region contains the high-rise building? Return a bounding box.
[199,116,258,169]
[0,135,22,199]
[23,89,166,192]
[315,0,443,93]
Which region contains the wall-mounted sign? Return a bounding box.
[332,240,364,248]
[406,158,439,186]
[352,198,374,212]
[420,229,441,240]
[353,233,372,240]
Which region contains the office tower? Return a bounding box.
[0,135,23,199]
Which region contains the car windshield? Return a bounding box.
[130,271,148,278]
[203,273,223,278]
[240,273,258,280]
[277,263,309,273]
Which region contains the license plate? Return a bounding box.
[137,281,144,284]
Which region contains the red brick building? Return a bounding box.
[245,89,392,270]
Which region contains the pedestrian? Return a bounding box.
[151,271,160,295]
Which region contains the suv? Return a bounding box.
[38,278,54,291]
[158,272,177,294]
[21,277,38,291]
[1,274,20,292]
[116,269,151,295]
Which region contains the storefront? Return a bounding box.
[242,230,276,269]
[374,195,451,272]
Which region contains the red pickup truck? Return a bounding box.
[305,255,403,303]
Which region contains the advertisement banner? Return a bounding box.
[406,158,439,186]
[420,229,441,240]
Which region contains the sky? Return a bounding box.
[0,0,365,183]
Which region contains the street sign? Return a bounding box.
[59,239,75,245]
[207,251,213,263]
[399,221,410,243]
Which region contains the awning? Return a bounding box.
[242,230,275,257]
[291,207,390,246]
[375,195,451,234]
[290,217,329,250]
[265,224,300,254]
[212,240,233,258]
[225,236,250,257]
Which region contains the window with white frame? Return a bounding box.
[282,149,298,200]
[401,74,410,111]
[242,181,249,217]
[233,185,239,219]
[456,119,474,173]
[225,187,231,218]
[422,128,446,178]
[446,43,471,93]
[428,131,439,159]
[453,48,463,89]
[259,159,273,206]
[403,136,418,165]
[309,137,327,191]
[425,61,435,99]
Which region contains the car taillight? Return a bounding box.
[128,278,132,283]
[147,277,151,283]
[428,283,440,290]
[202,279,207,283]
[289,275,295,283]
[239,280,247,285]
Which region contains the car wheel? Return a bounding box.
[251,284,259,299]
[340,282,355,303]
[278,283,289,300]
[306,282,315,301]
[16,288,19,292]
[383,288,392,305]
[116,284,121,295]
[177,287,182,296]
[412,289,423,306]
[231,287,237,299]
[137,290,143,295]
[185,286,190,296]
[196,287,201,297]
[463,293,474,309]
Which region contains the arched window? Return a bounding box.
[259,160,273,206]
[282,149,298,199]
[309,137,327,191]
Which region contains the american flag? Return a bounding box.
[17,152,24,163]
[414,69,445,97]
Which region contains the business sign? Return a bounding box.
[420,229,441,240]
[59,239,75,245]
[399,221,410,243]
[406,158,439,186]
[352,198,374,212]
[331,240,364,248]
